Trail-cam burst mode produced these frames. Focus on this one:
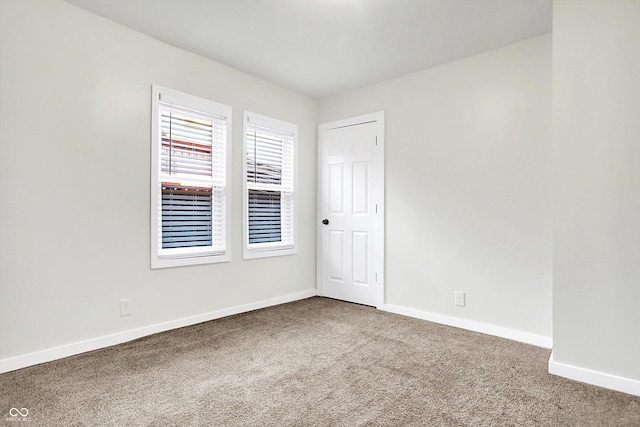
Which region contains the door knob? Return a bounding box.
[322,219,329,225]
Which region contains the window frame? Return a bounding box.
[151,85,232,269]
[243,111,298,260]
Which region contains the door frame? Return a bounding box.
[317,111,385,308]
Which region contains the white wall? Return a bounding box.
[553,0,640,382]
[0,0,318,364]
[320,35,552,340]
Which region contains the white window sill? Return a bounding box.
[152,252,231,269]
[243,247,297,260]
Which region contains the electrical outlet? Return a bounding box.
[120,298,132,317]
[454,291,465,307]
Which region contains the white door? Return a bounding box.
[318,112,384,307]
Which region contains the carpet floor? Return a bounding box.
[1,297,639,426]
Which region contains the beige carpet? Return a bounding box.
[1,297,639,426]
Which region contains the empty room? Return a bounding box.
[1,0,639,425]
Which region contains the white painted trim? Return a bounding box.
[548,352,640,397]
[242,110,299,260]
[0,289,317,374]
[381,304,552,349]
[150,85,233,269]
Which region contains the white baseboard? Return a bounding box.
[381,304,552,349]
[548,352,640,397]
[0,289,318,374]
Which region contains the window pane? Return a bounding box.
[248,189,281,244]
[162,185,212,249]
[161,108,214,177]
[247,130,282,185]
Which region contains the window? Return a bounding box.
[151,85,231,268]
[243,111,297,259]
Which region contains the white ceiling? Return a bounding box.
[65,0,552,98]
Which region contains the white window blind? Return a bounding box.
[244,112,297,257]
[161,185,213,249]
[159,103,226,252]
[151,86,230,268]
